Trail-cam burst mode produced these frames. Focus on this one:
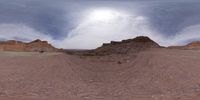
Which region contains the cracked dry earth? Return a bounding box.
[0,48,200,100]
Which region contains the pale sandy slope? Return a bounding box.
[0,49,200,100]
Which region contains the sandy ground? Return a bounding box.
[0,49,200,100]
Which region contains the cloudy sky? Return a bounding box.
[0,0,200,49]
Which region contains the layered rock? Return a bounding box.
[186,41,200,49]
[25,39,58,52]
[0,39,59,52]
[94,36,160,55]
[0,40,26,51]
[168,41,200,50]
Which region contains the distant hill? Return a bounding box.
[94,36,160,55]
[186,41,200,49]
[168,41,200,50]
[0,39,60,52]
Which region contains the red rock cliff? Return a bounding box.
[0,39,59,52]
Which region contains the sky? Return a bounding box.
[0,0,200,49]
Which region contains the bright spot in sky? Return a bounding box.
[62,8,160,49]
[88,9,121,22]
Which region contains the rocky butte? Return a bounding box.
[0,39,59,52]
[94,36,160,55]
[169,41,200,50]
[186,41,200,49]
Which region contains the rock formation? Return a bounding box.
[94,36,160,55]
[25,39,58,52]
[186,41,200,49]
[168,41,200,50]
[0,39,59,52]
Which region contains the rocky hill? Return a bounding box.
[168,41,200,50]
[186,41,200,49]
[94,36,160,55]
[0,39,59,52]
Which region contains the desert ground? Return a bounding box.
[0,48,200,100]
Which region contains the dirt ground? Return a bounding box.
[0,49,200,100]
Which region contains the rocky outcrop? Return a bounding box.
[94,36,160,55]
[0,39,59,52]
[0,40,26,51]
[25,39,58,52]
[186,41,200,49]
[168,41,200,50]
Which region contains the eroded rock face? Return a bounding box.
[0,40,26,51]
[168,41,200,50]
[186,41,200,49]
[95,36,160,55]
[0,39,59,52]
[25,39,58,52]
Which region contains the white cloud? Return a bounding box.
[0,16,199,49]
[173,25,200,44]
[159,24,200,46]
[59,8,162,49]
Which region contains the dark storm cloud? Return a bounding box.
[1,0,199,38]
[140,1,200,36]
[0,0,69,39]
[66,0,200,37]
[0,0,200,48]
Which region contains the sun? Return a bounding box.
[88,9,120,22]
